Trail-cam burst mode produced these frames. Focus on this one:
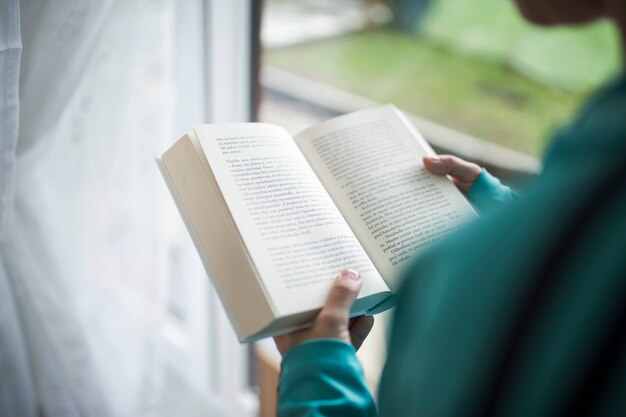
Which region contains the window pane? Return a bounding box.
[261,0,620,157]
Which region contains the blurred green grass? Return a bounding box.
[265,1,621,156]
[422,0,620,92]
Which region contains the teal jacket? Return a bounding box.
[278,76,626,417]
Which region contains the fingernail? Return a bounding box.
[426,156,441,162]
[341,269,361,280]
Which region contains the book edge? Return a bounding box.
[157,145,277,342]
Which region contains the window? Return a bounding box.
[259,0,619,158]
[256,0,620,398]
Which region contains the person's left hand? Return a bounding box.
[273,269,375,356]
[423,155,482,193]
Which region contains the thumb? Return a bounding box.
[315,269,362,335]
[423,155,482,192]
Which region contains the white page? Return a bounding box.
[295,105,478,289]
[195,123,389,316]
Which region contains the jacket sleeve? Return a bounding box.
[468,169,517,213]
[278,339,377,417]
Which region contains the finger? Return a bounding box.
[316,269,362,333]
[273,335,289,356]
[348,316,361,329]
[423,155,481,179]
[349,315,375,351]
[423,155,481,192]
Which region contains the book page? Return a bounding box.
[195,123,389,316]
[295,105,477,289]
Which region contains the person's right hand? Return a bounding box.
[423,155,482,193]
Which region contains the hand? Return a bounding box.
[274,269,375,356]
[423,155,482,193]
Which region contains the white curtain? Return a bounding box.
[1,1,32,416]
[0,0,182,415]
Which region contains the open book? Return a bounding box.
[158,105,477,342]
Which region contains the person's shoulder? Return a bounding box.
[547,75,626,161]
[575,75,626,132]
